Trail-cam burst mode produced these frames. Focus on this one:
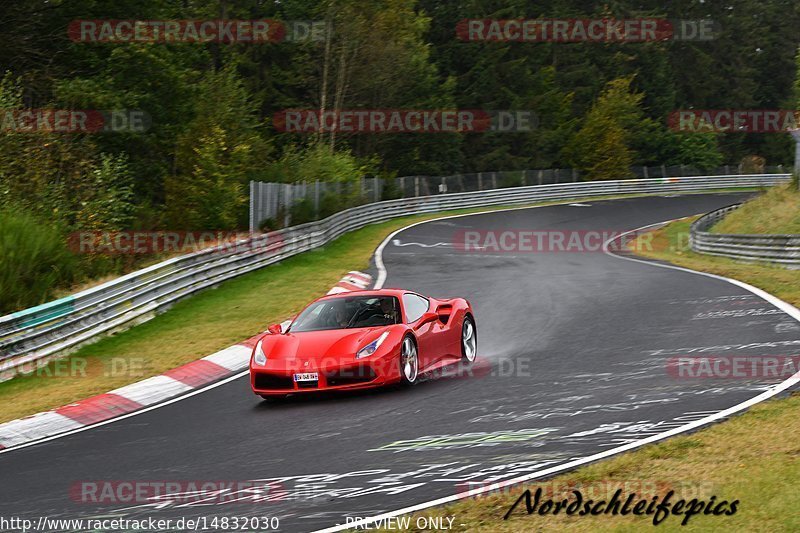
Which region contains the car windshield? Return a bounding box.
[289,296,401,332]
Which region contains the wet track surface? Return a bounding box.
[2,193,799,532]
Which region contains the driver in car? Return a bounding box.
[357,298,399,327]
[329,302,351,328]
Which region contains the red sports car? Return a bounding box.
[250,289,476,397]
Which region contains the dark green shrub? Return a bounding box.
[290,198,316,225]
[0,207,76,314]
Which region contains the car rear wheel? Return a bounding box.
[461,316,477,362]
[399,336,419,385]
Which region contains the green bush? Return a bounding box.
[0,207,76,314]
[319,192,345,219]
[290,198,316,225]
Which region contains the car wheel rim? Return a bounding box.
[462,319,476,361]
[402,338,418,382]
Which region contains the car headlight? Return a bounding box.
[356,332,390,359]
[253,340,267,365]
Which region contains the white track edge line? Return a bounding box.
[321,211,800,533]
[0,370,249,455]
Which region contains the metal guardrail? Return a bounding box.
[0,173,790,379]
[690,202,800,268]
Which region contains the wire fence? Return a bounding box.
[250,165,791,231]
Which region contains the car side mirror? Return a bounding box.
[268,324,282,335]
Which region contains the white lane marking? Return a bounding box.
[568,203,592,207]
[391,239,452,248]
[331,212,800,533]
[374,201,584,289]
[0,370,249,455]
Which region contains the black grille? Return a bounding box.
[254,373,294,390]
[297,380,318,389]
[325,366,376,387]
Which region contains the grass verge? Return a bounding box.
[712,183,800,234]
[383,215,800,532]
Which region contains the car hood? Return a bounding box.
[263,326,391,364]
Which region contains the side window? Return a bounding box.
[402,293,430,323]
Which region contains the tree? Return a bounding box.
[564,77,646,179]
[165,66,269,230]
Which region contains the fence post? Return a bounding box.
[478,172,483,190]
[538,170,543,185]
[249,181,255,234]
[284,183,292,227]
[399,176,406,198]
[314,180,320,216]
[642,166,649,179]
[374,176,380,202]
[572,168,578,182]
[414,176,420,197]
[491,172,498,189]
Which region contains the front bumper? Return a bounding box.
[251,357,398,396]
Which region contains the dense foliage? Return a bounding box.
[1,0,799,310]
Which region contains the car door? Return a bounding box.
[403,292,440,369]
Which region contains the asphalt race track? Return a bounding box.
[2,192,800,533]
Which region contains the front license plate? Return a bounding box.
[293,372,319,382]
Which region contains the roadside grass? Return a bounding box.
[379,214,800,532]
[0,188,765,425]
[712,183,800,234]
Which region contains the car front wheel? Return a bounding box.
[399,335,419,385]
